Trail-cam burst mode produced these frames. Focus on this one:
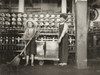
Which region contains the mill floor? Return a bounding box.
[0,59,100,75]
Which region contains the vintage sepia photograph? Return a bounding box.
[0,0,100,75]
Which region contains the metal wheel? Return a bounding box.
[39,60,44,66]
[54,61,58,65]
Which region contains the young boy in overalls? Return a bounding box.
[23,18,38,66]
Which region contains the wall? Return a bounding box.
[25,3,61,13]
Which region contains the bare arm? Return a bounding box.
[58,23,68,43]
[22,29,28,40]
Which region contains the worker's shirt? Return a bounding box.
[23,28,36,40]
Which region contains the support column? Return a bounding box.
[61,0,67,13]
[18,0,24,12]
[76,0,88,69]
[93,35,97,58]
